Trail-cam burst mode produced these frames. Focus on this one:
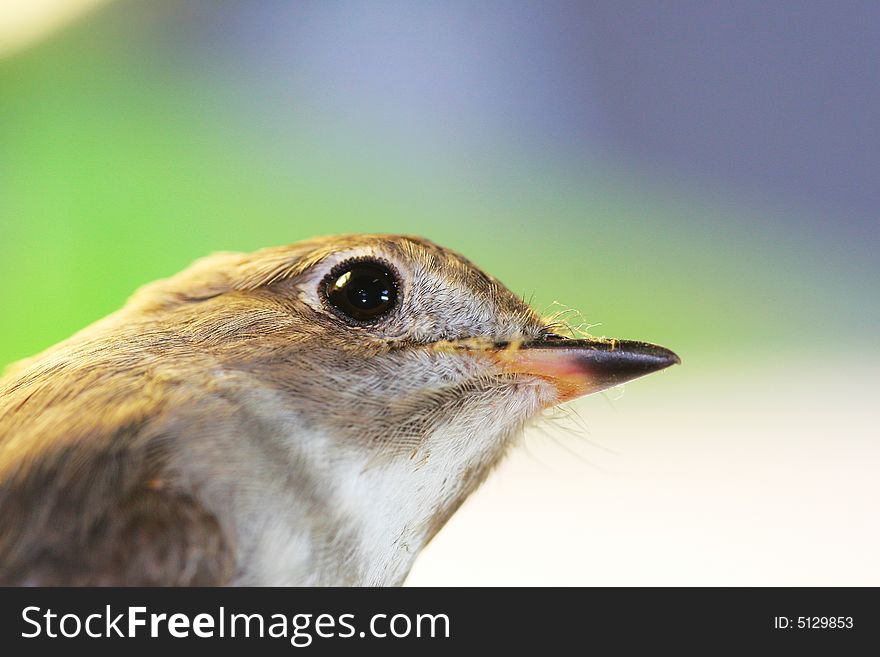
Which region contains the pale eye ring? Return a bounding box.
[321,257,400,323]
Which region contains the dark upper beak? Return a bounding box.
[492,337,680,402]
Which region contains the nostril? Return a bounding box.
[540,331,569,341]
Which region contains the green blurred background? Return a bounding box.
[2,0,876,370]
[1,1,877,584]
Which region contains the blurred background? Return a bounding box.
[1,1,877,585]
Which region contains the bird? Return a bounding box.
[0,234,679,586]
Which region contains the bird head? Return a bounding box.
[130,233,677,441]
[109,233,679,580]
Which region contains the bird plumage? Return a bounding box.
[0,235,552,585]
[0,233,677,585]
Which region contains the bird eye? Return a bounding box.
[323,258,400,323]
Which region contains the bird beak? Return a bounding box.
[492,337,681,402]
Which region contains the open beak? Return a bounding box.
[493,337,680,402]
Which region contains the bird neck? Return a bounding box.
[171,368,543,585]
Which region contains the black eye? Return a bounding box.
[323,258,400,323]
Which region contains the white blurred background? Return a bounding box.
[408,359,879,585]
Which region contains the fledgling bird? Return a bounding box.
[0,234,678,586]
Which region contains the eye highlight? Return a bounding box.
[322,258,400,323]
